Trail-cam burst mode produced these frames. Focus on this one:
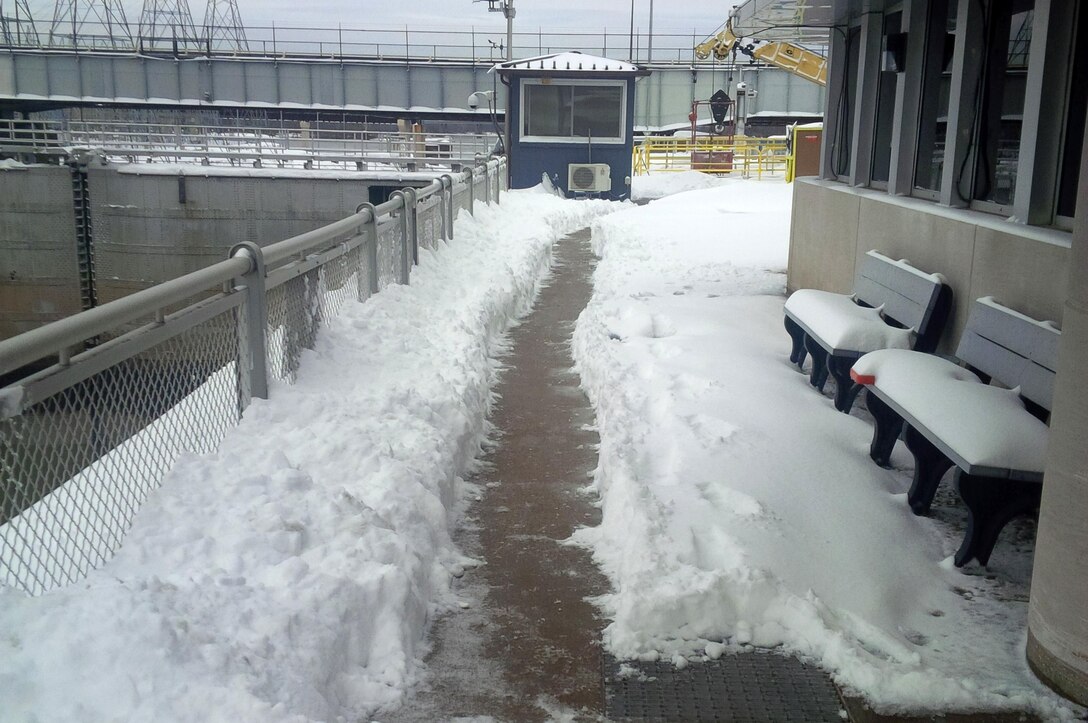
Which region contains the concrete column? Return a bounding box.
[1027,112,1088,706]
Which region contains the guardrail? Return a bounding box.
[0,157,507,595]
[0,118,498,171]
[632,136,791,179]
[1,21,726,66]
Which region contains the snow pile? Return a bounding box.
[631,170,732,202]
[572,174,1081,718]
[785,290,914,351]
[0,189,616,722]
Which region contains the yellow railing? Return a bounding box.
[632,136,791,179]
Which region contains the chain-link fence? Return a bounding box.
[0,158,506,595]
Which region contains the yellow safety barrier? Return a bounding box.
[632,136,791,180]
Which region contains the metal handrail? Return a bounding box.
[0,258,249,377]
[1,21,719,65]
[0,158,502,379]
[0,118,496,169]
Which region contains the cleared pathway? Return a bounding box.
[384,228,609,721]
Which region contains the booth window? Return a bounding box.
[522,81,625,142]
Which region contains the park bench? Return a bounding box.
[850,297,1060,567]
[783,250,952,412]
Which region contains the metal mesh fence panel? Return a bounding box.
[452,183,472,221]
[265,267,321,385]
[375,217,405,289]
[317,244,363,321]
[0,309,241,595]
[416,197,443,251]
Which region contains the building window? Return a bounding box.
[832,25,861,177]
[971,2,1035,210]
[1057,4,1087,222]
[871,9,903,186]
[522,81,625,143]
[913,0,956,196]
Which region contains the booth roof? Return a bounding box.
[493,51,647,75]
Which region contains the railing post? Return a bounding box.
[229,241,269,403]
[439,173,454,240]
[355,202,380,296]
[467,166,475,215]
[483,163,492,205]
[389,189,414,283]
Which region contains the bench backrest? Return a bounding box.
[955,297,1061,411]
[853,251,949,345]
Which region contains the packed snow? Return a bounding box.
[2,169,1082,721]
[785,290,915,352]
[0,188,615,722]
[575,174,1082,718]
[853,349,1049,471]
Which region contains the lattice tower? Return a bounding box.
[138,0,200,50]
[202,0,247,52]
[48,0,133,48]
[1,0,40,46]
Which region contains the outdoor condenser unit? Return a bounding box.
[567,163,611,193]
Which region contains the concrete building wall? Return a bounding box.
[788,178,1072,353]
[0,164,81,340]
[88,169,376,304]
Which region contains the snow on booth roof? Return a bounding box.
[494,51,646,74]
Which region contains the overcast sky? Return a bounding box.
[239,2,731,35]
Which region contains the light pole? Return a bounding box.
[647,0,653,64]
[483,0,515,60]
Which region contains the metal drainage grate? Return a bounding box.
[604,651,846,722]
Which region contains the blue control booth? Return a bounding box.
[495,52,650,201]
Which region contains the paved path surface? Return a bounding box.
[383,228,609,721]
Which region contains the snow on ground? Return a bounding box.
[631,170,733,202]
[0,188,616,723]
[572,175,1083,719]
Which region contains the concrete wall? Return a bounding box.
[788,179,1072,353]
[0,164,82,339]
[0,164,395,339]
[88,167,375,303]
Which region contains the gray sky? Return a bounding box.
[236,1,730,37]
[25,1,735,57]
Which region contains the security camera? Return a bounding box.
[468,93,480,110]
[736,81,748,92]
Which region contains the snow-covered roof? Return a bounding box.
[494,51,646,75]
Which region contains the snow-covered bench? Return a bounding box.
[783,250,952,412]
[850,297,1060,567]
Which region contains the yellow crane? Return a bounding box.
[695,25,827,87]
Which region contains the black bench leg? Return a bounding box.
[784,316,808,368]
[865,390,903,467]
[904,425,954,515]
[827,357,861,413]
[953,470,1042,567]
[803,336,830,391]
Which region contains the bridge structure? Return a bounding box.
[0,22,825,131]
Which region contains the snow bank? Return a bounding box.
[572,174,1081,718]
[0,189,616,722]
[631,170,732,203]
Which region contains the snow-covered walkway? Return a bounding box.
[2,172,1083,722]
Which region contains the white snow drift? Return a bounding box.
[0,188,616,723]
[574,172,1081,719]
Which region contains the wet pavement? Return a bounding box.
[382,228,609,721]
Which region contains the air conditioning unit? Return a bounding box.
[568,163,611,193]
